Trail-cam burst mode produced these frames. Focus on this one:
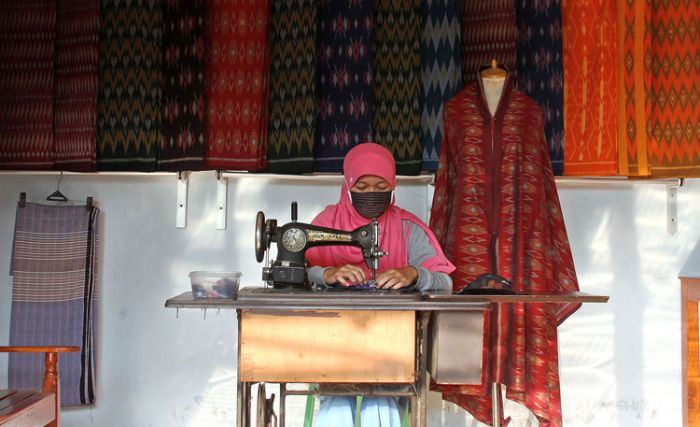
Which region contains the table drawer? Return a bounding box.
[240,310,415,383]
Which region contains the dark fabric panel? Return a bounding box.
[315,0,375,172]
[97,0,162,171]
[267,0,317,174]
[516,0,564,175]
[159,0,206,171]
[373,0,423,175]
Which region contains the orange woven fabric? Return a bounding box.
[618,0,700,177]
[562,0,618,175]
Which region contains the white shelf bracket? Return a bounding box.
[666,178,683,235]
[176,171,190,229]
[216,170,228,230]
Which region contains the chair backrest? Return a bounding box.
[0,346,79,427]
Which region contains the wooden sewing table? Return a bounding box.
[165,287,607,427]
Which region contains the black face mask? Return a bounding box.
[350,190,392,219]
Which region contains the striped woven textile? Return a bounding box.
[459,0,517,83]
[204,0,269,171]
[159,0,206,171]
[618,0,700,178]
[315,0,375,172]
[420,0,462,172]
[516,0,565,175]
[373,0,422,175]
[9,202,99,406]
[267,0,317,174]
[562,0,618,176]
[97,0,162,171]
[54,0,99,172]
[0,1,56,170]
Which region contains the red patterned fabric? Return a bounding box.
[562,0,618,176]
[459,0,517,83]
[0,1,56,170]
[54,0,98,171]
[430,76,580,427]
[204,0,269,171]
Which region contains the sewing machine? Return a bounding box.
[255,202,386,288]
[165,202,608,426]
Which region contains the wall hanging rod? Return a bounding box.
[0,170,686,188]
[0,171,177,177]
[554,177,683,187]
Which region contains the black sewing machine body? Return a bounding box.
[255,203,385,288]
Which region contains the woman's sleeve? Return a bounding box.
[406,222,453,291]
[307,266,328,286]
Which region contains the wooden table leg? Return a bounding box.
[413,311,430,427]
[237,381,253,427]
[237,311,251,427]
[409,313,419,427]
[237,380,243,427]
[279,382,286,427]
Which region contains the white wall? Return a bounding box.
[0,172,698,427]
[557,178,699,427]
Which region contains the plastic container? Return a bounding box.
[189,271,241,299]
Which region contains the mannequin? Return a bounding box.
[480,59,507,116]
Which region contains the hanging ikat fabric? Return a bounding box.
[373,0,422,175]
[54,0,99,172]
[97,0,162,171]
[430,77,580,427]
[618,1,700,178]
[420,0,462,172]
[204,0,269,171]
[267,0,317,174]
[516,0,565,175]
[160,0,206,171]
[562,0,618,176]
[0,1,56,170]
[459,0,517,84]
[316,0,375,172]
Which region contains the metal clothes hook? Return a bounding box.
[47,171,68,202]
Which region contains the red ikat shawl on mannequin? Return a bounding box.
[430,74,580,427]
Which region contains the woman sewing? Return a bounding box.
[305,142,455,426]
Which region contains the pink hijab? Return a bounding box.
[305,143,455,276]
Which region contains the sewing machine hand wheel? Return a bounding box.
[255,211,267,262]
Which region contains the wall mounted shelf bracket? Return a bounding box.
[216,171,228,230]
[667,178,684,235]
[176,171,190,229]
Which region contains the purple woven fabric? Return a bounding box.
[9,202,99,406]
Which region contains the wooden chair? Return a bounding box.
[0,346,79,427]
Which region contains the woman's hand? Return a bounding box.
[323,264,366,286]
[375,266,419,290]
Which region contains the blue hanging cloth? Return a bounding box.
[515,0,565,175]
[315,0,375,172]
[420,0,462,172]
